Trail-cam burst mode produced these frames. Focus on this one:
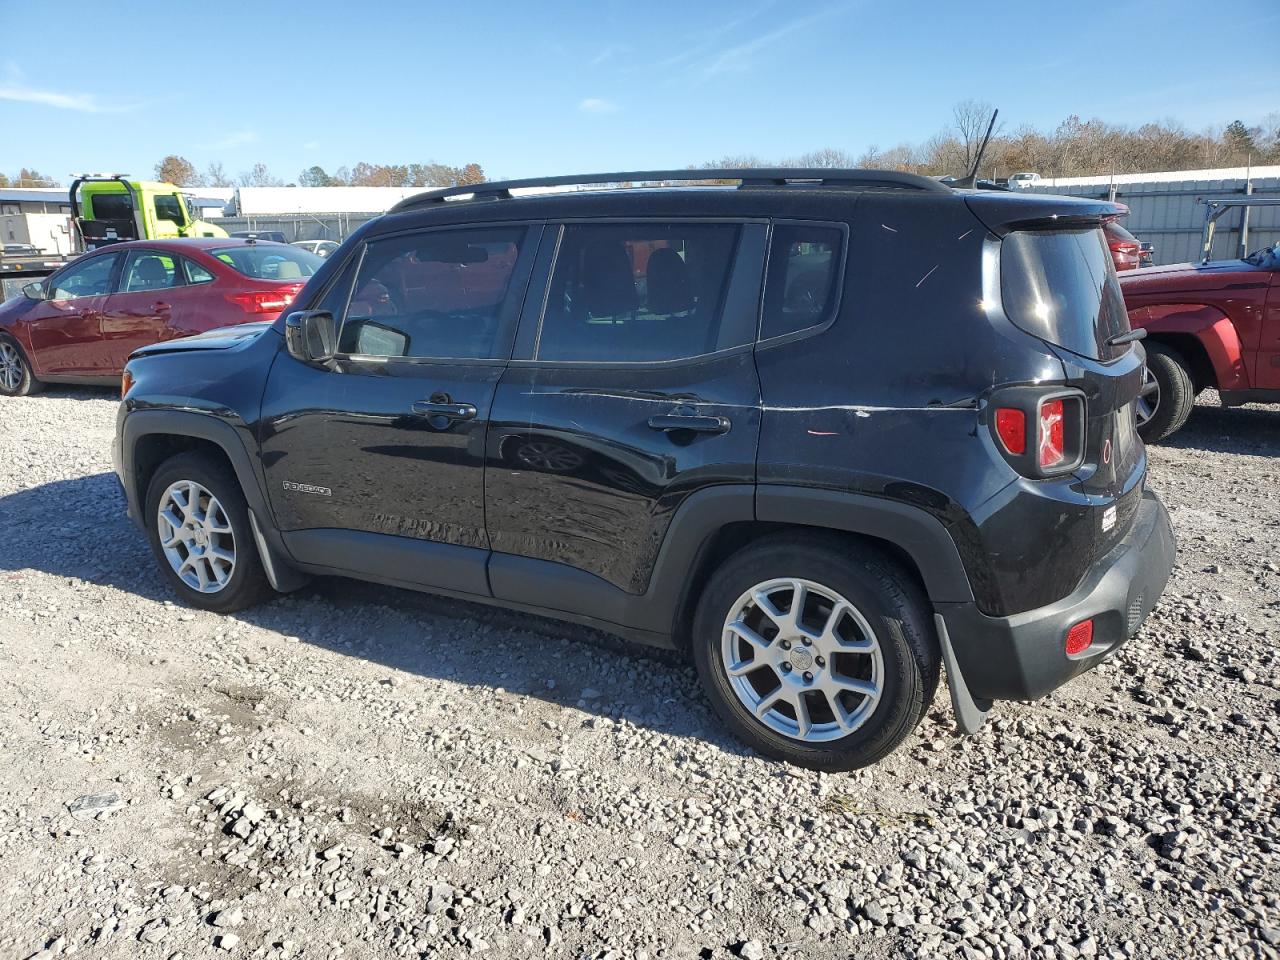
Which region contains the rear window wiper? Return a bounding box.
[1107,328,1147,347]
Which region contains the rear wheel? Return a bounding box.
[1136,342,1194,443]
[0,336,43,397]
[692,535,939,771]
[145,453,274,612]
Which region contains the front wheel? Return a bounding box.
[145,452,275,612]
[692,536,939,771]
[0,336,44,397]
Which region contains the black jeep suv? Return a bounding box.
[113,169,1175,770]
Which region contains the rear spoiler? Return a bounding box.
[964,193,1128,236]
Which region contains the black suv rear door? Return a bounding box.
[257,223,541,595]
[483,220,766,625]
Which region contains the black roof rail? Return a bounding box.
[389,168,952,212]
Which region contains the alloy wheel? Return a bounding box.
[720,577,884,743]
[1135,365,1160,428]
[0,341,25,392]
[156,480,237,593]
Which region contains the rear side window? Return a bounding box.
[538,223,742,362]
[183,258,215,284]
[90,193,133,220]
[1001,228,1130,360]
[210,245,323,280]
[761,224,843,340]
[338,226,528,359]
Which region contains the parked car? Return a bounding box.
[0,238,321,394]
[1121,241,1280,441]
[1105,220,1144,271]
[113,168,1174,770]
[292,239,341,258]
[230,231,289,244]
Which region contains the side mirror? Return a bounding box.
[284,310,337,364]
[22,280,49,301]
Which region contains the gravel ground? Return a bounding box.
[0,388,1277,960]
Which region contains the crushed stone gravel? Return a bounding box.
[0,388,1277,959]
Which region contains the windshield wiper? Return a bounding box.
[1107,328,1148,347]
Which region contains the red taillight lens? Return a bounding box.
[226,283,304,314]
[1065,619,1094,656]
[1038,398,1065,468]
[994,408,1026,454]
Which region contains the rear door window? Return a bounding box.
[761,224,844,340]
[1001,228,1130,360]
[122,251,183,292]
[537,222,745,362]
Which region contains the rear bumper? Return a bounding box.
[938,489,1175,701]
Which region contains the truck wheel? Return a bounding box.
[0,336,44,397]
[692,535,939,771]
[145,452,275,613]
[1136,343,1195,443]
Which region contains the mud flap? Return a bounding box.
[249,510,310,593]
[933,613,991,735]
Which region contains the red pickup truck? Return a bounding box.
[1121,241,1280,441]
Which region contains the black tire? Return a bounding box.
[1137,342,1195,443]
[0,335,44,397]
[691,534,940,771]
[144,452,275,613]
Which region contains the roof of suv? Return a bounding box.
[380,168,1127,235]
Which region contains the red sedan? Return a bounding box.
[0,238,322,395]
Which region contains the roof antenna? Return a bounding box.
[953,108,999,189]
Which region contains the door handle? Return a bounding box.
[153,301,171,311]
[411,400,478,421]
[648,406,731,434]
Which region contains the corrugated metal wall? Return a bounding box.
[1024,176,1280,265]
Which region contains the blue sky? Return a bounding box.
[1,0,1276,184]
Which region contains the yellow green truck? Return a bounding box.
[70,175,227,251]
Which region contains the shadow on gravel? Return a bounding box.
[0,472,741,753]
[1162,401,1279,457]
[0,471,171,601]
[29,385,119,401]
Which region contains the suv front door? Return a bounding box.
[258,224,541,596]
[484,221,766,628]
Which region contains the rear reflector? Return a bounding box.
[994,408,1026,454]
[1065,619,1094,656]
[1038,398,1066,468]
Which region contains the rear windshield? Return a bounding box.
[210,244,322,281]
[1000,227,1130,360]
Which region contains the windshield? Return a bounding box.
[1001,227,1131,360]
[210,244,323,280]
[1244,244,1279,268]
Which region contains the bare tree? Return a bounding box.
[951,100,1001,176]
[238,163,283,187]
[204,162,233,188]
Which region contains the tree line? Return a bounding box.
[151,156,487,190]
[701,103,1280,180]
[6,105,1278,192]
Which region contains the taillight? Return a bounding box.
[1065,619,1094,656]
[226,283,304,314]
[987,388,1084,478]
[994,408,1026,455]
[1038,398,1065,468]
